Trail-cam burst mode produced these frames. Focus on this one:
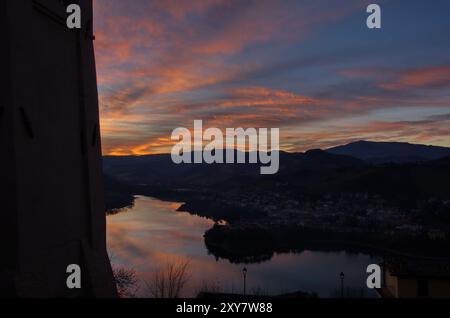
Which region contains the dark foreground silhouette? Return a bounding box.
[1,0,116,297]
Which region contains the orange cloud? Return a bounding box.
[94,1,450,156]
[381,66,450,90]
[282,117,450,152]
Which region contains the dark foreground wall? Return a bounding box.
[0,0,117,297]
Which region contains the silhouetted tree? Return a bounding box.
[145,259,190,298]
[113,267,139,298]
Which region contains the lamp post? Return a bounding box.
[242,267,248,296]
[340,272,345,298]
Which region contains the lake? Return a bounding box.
[107,196,380,298]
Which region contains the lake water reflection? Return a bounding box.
[107,196,379,298]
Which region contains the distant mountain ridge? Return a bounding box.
[326,141,450,163]
[103,150,365,188]
[103,144,450,211]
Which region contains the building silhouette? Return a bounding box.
[0,0,116,297]
[378,258,450,298]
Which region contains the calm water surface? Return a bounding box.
[107,196,379,298]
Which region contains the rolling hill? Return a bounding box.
[326,141,450,164]
[102,144,450,211]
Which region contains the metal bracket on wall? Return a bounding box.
[19,108,34,139]
[32,0,67,29]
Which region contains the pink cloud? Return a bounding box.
[381,66,450,90]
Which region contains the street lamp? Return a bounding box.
[242,267,248,296]
[340,272,345,298]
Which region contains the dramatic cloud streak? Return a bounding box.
[93,0,450,155]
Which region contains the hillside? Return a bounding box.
[103,147,450,212]
[326,141,450,164]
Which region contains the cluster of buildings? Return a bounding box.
[205,190,450,241]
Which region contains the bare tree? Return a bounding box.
[145,259,190,298]
[109,252,140,298]
[113,267,139,298]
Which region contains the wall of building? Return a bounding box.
[397,277,450,298]
[1,0,116,297]
[383,269,399,298]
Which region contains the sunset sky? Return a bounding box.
[93,0,450,156]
